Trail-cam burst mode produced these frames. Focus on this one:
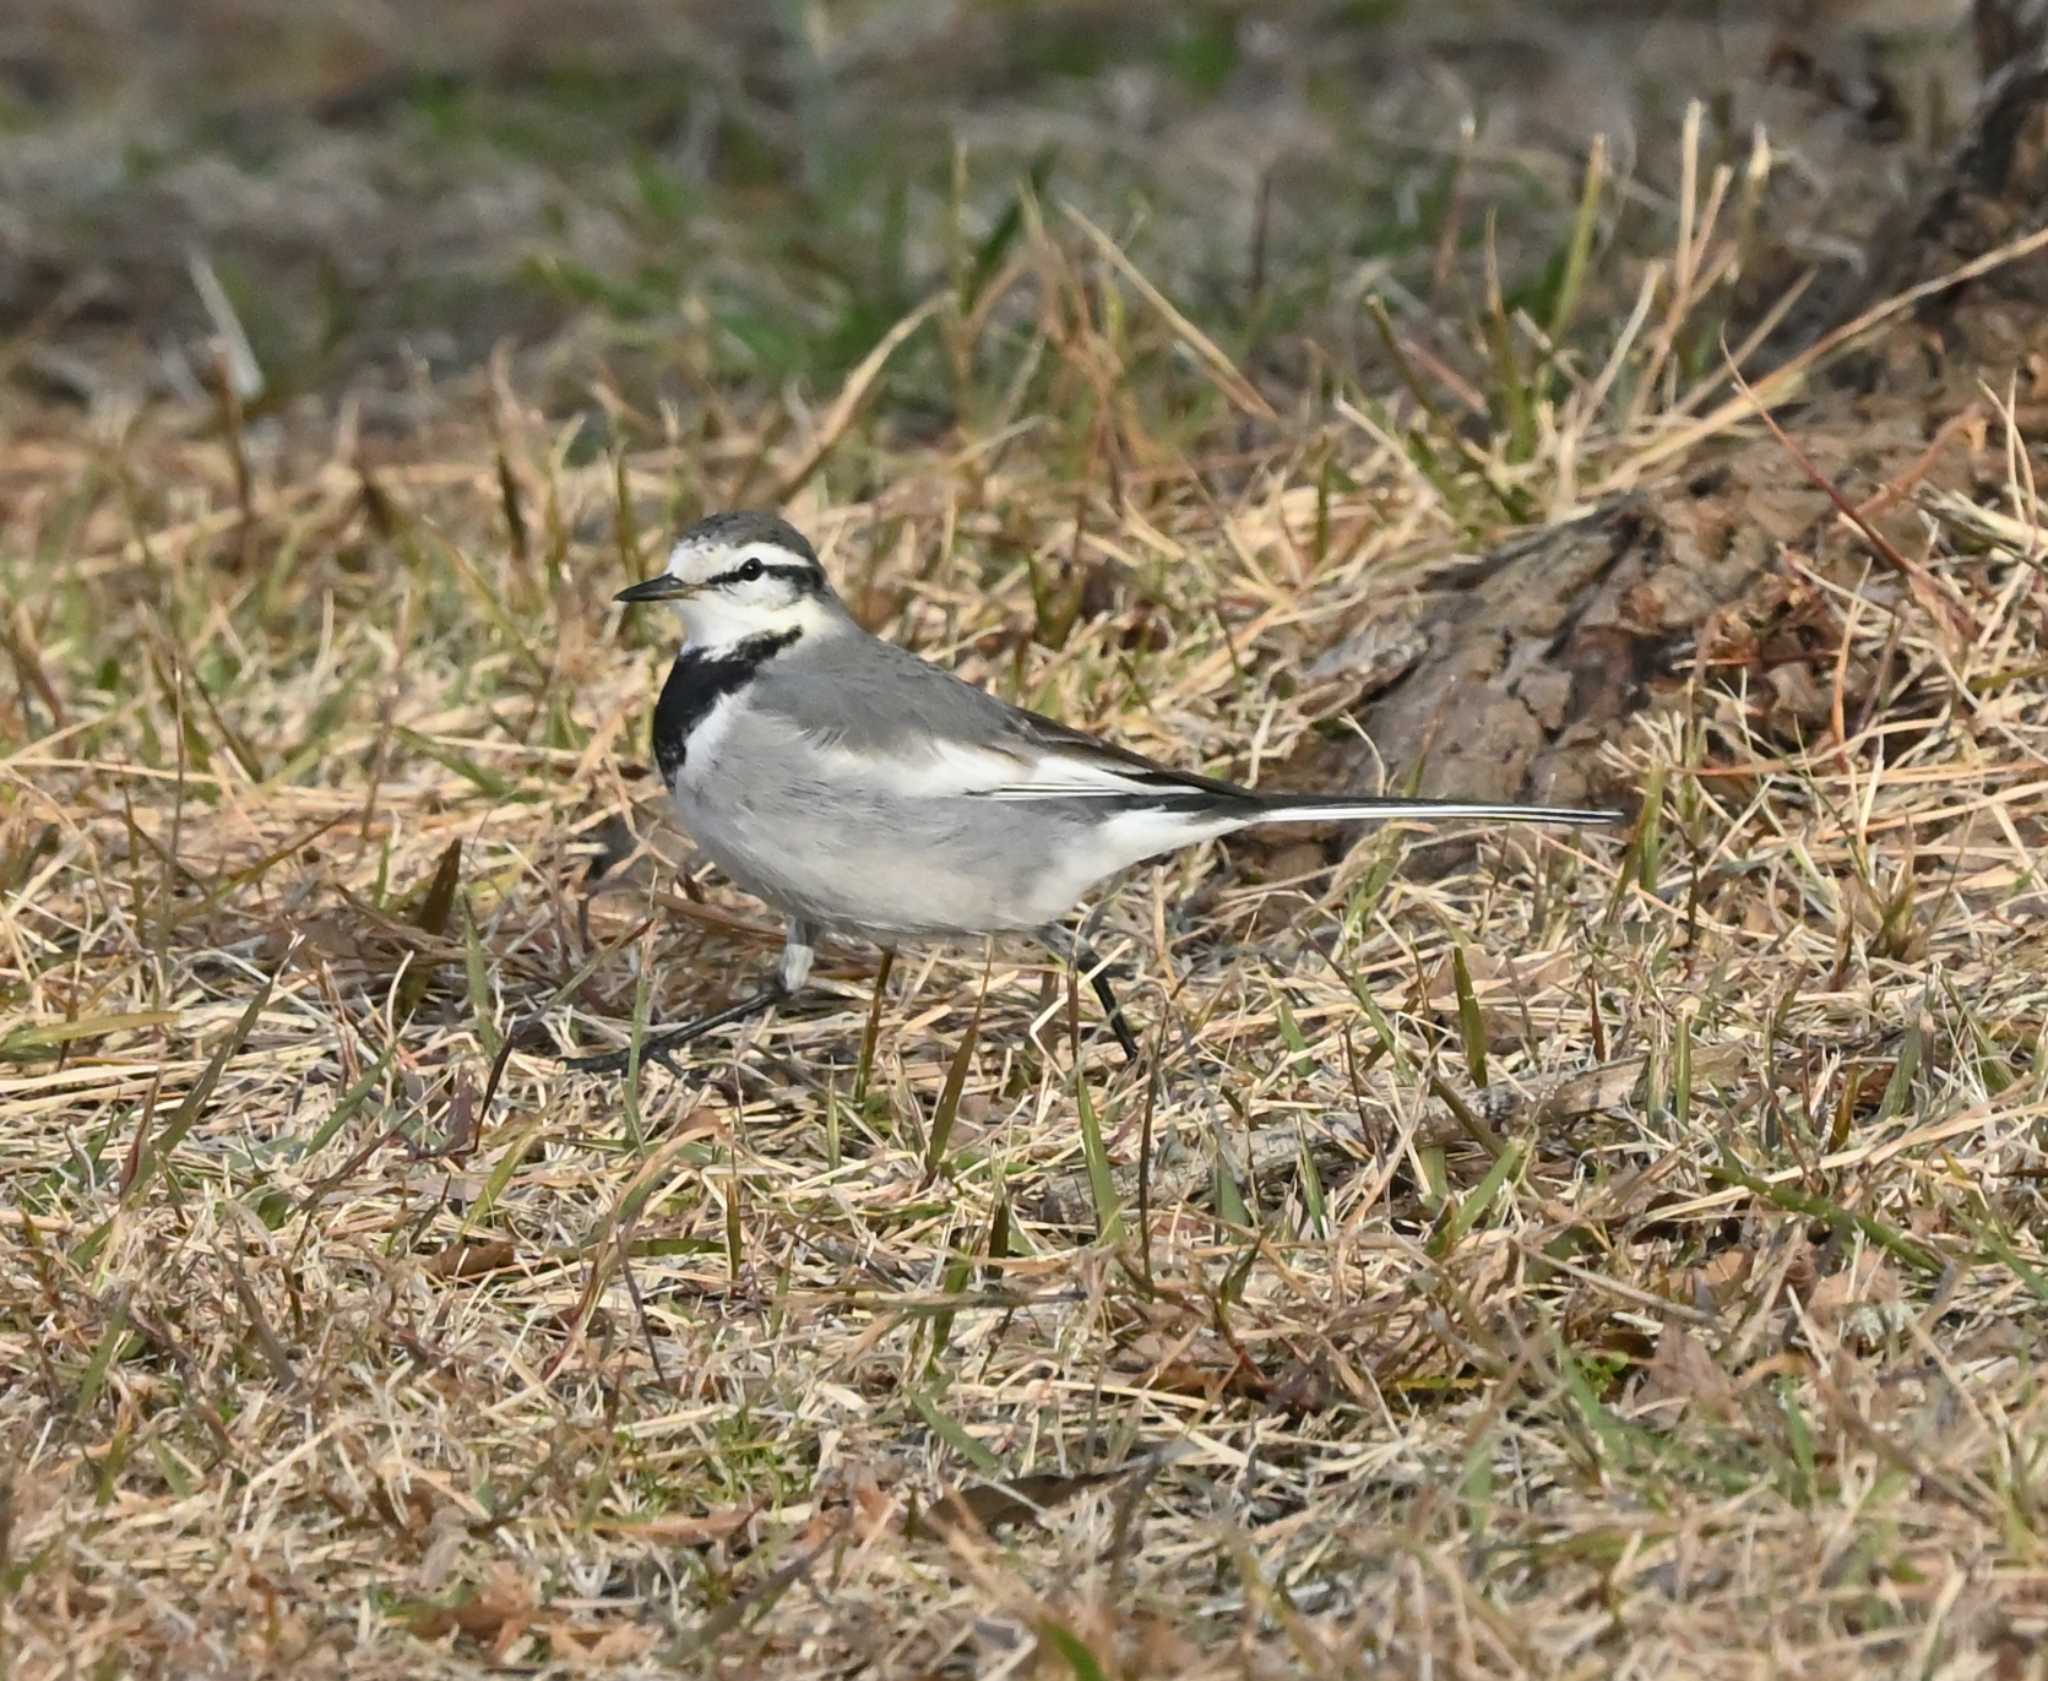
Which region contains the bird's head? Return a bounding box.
[616,512,841,649]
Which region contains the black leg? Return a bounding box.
[1040,927,1143,1063]
[564,980,788,1076]
[566,917,818,1078]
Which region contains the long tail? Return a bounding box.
[1248,794,1621,828]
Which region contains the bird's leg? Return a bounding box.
[1039,925,1142,1064]
[569,920,817,1077]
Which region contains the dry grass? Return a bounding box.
[6,12,2048,1679]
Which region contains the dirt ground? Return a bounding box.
[4,3,2047,1678]
[0,3,1977,398]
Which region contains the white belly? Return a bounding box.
[660,696,1228,940]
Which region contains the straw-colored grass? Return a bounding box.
[5,14,2048,1677]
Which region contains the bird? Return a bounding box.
[572,510,1619,1073]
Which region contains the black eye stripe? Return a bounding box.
[703,561,824,589]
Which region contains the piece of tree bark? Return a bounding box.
[1302,29,2047,835]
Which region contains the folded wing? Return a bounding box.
[746,628,1255,810]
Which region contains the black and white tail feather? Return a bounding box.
[961,707,1611,828]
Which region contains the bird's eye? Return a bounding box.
[736,557,765,583]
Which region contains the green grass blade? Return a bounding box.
[463,1119,543,1237]
[924,967,985,1182]
[927,1253,975,1370]
[393,728,524,802]
[1297,1132,1328,1238]
[1075,1073,1124,1243]
[1038,1622,1112,1681]
[302,1041,393,1158]
[912,1389,1004,1477]
[108,959,279,1223]
[1711,1146,1943,1276]
[396,840,462,1021]
[74,1300,133,1413]
[855,950,895,1108]
[1451,945,1487,1088]
[1213,1150,1251,1227]
[463,904,500,1061]
[0,1012,176,1061]
[1428,1139,1525,1258]
[1873,1016,1924,1127]
[1273,990,1312,1075]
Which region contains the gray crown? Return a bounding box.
[676,510,817,562]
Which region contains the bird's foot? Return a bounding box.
[561,982,790,1079]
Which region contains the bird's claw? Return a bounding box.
[562,1035,685,1079]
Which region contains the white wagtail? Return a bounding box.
[573,511,1618,1071]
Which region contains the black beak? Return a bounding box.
[615,574,693,605]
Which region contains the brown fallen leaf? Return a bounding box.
[1637,1321,1738,1423]
[421,1240,519,1281]
[582,1505,755,1546]
[1680,1244,1755,1310]
[1809,1250,1898,1318]
[1808,1250,1910,1344]
[544,1622,659,1666]
[406,1562,536,1660]
[910,1469,1129,1542]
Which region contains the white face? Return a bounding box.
[616,526,837,650]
